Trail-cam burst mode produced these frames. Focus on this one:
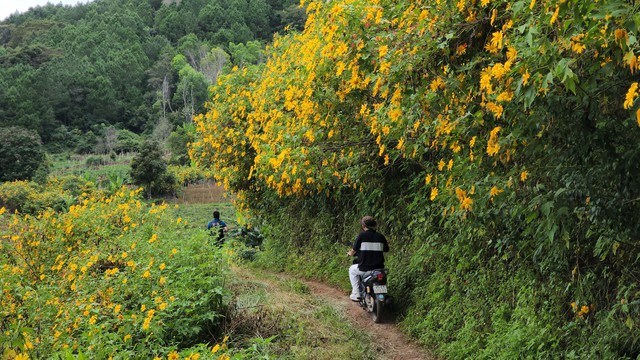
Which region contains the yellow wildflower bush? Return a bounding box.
[192,0,640,358]
[0,187,231,358]
[193,0,640,216]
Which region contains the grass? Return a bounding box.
[224,267,376,360]
[169,202,237,231]
[50,153,133,183]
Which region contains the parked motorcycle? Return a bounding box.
[357,268,392,323]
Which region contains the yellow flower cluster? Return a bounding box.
[192,0,640,216]
[0,187,191,357]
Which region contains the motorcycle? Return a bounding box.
[346,242,392,323]
[357,268,392,323]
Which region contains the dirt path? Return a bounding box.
[231,266,434,360]
[302,279,434,360]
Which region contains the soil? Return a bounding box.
[302,279,435,360]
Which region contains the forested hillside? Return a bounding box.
[193,0,640,358]
[0,0,304,153]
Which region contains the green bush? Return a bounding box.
[85,155,106,167]
[130,140,176,198]
[0,126,45,182]
[0,180,69,214]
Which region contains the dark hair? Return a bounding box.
[213,210,220,219]
[360,216,377,229]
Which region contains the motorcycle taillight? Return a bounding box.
[376,273,385,280]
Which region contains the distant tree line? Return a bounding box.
[0,0,305,158]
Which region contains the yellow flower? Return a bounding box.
[438,159,445,171]
[159,263,166,271]
[124,334,131,342]
[487,31,503,53]
[15,354,29,360]
[149,234,158,244]
[461,197,473,211]
[168,351,180,360]
[114,305,122,314]
[143,271,151,279]
[490,186,504,198]
[487,126,501,156]
[520,170,529,182]
[571,34,586,54]
[522,71,531,86]
[425,174,432,185]
[379,45,388,58]
[614,29,628,46]
[212,344,221,354]
[550,5,559,25]
[624,82,638,109]
[578,305,590,317]
[171,248,178,255]
[430,187,438,201]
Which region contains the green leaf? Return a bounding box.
[523,86,536,109]
[548,224,558,242]
[564,76,577,95]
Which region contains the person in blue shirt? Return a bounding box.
[206,210,228,246]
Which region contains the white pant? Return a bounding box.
[349,264,365,297]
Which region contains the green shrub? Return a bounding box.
[130,140,174,198]
[85,155,106,167]
[0,126,45,182]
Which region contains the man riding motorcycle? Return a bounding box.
[347,216,389,302]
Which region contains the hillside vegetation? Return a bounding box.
[192,0,640,358]
[0,0,304,153]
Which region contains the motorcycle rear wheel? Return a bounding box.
[371,298,384,323]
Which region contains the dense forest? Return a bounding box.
[0,0,304,154]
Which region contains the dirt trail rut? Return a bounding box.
[301,278,434,360]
